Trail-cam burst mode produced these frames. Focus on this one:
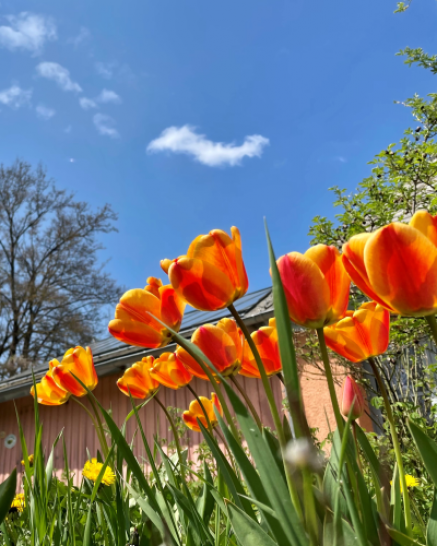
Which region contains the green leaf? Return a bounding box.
[385,526,424,546]
[265,221,309,439]
[226,501,278,546]
[408,420,437,486]
[0,469,17,525]
[391,464,402,530]
[427,489,437,546]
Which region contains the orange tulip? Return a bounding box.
[30,369,71,406]
[117,356,160,399]
[176,322,241,380]
[324,301,390,363]
[51,346,98,397]
[150,352,192,389]
[340,376,365,420]
[276,245,350,329]
[161,227,249,311]
[239,318,282,378]
[108,277,185,349]
[183,393,223,432]
[342,211,437,316]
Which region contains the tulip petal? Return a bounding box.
[108,318,169,348]
[117,289,162,329]
[176,345,209,380]
[159,285,186,331]
[182,411,201,432]
[192,324,239,376]
[231,226,249,298]
[342,233,395,310]
[277,252,330,328]
[305,245,350,323]
[31,372,71,406]
[365,222,437,316]
[117,357,159,399]
[168,257,235,311]
[410,210,437,247]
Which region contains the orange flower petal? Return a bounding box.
[365,222,437,316]
[342,233,396,311]
[192,324,239,376]
[216,318,243,362]
[176,345,209,380]
[108,317,169,349]
[305,245,350,323]
[168,257,235,311]
[150,352,192,389]
[182,411,201,432]
[52,346,98,397]
[409,210,437,247]
[159,285,186,331]
[31,371,70,406]
[276,251,330,328]
[117,357,159,399]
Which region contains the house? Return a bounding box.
[0,287,372,485]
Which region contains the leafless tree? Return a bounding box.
[0,160,121,378]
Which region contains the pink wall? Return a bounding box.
[0,362,372,487]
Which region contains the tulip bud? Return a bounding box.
[341,376,365,420]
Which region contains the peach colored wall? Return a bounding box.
[0,364,371,487]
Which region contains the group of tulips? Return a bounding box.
[31,209,437,442]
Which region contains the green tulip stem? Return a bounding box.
[228,303,285,445]
[316,328,344,435]
[368,357,412,535]
[73,396,108,459]
[426,314,437,346]
[155,396,186,483]
[87,393,110,459]
[230,375,262,430]
[228,304,304,524]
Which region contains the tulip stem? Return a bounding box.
[228,304,285,444]
[230,376,262,430]
[155,396,186,483]
[368,357,412,535]
[316,328,344,435]
[73,396,108,459]
[351,421,363,473]
[426,314,437,347]
[87,394,110,459]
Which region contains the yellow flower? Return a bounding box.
[82,458,116,486]
[391,474,419,492]
[21,454,34,467]
[10,493,25,513]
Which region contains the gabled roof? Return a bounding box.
[0,287,274,403]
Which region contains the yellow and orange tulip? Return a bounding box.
[161,227,249,311]
[340,376,365,420]
[51,346,98,397]
[117,356,160,399]
[323,301,389,363]
[150,352,192,389]
[342,211,437,317]
[108,277,185,349]
[176,322,241,380]
[182,393,223,432]
[239,318,282,378]
[30,369,71,406]
[276,245,350,329]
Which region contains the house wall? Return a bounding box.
[0,361,372,487]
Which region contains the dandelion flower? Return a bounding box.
[21,454,34,467]
[82,458,116,486]
[10,493,25,513]
[391,474,419,492]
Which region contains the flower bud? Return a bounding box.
[341,376,365,420]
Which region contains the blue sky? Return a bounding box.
[0,0,437,298]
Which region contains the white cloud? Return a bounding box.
[0,12,56,54]
[68,26,90,48]
[80,89,121,110]
[0,84,32,108]
[79,97,97,110]
[93,113,119,138]
[36,104,55,120]
[97,89,121,104]
[36,62,82,92]
[95,61,114,79]
[147,125,270,167]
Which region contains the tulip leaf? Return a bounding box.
[0,469,17,526]
[408,420,437,487]
[427,489,437,546]
[265,220,309,438]
[226,500,279,546]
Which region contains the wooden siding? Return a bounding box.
[0,359,371,487]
